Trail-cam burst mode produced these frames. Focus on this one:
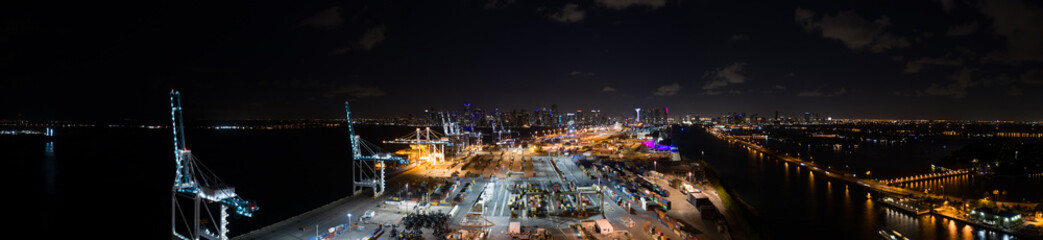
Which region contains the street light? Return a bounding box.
[347,213,352,229]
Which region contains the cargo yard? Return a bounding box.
[234,126,738,240]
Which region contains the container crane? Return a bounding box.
[345,101,408,197]
[170,90,256,240]
[384,127,453,164]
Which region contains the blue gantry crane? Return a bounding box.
[171,90,257,240]
[345,101,408,197]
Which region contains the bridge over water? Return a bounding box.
[879,169,973,185]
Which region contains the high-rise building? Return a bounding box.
[591,109,601,124]
[664,107,669,124]
[651,108,661,124]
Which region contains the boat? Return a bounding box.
[878,229,908,240]
[878,230,890,239]
[876,196,930,215]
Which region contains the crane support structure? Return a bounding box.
[491,116,517,146]
[346,101,408,197]
[385,127,453,164]
[171,90,257,240]
[440,112,461,136]
[440,111,484,153]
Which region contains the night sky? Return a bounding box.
[2,0,1041,121]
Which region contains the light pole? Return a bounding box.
[599,177,605,218]
[347,213,352,230]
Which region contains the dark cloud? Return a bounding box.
[797,90,822,97]
[946,21,980,36]
[899,0,1042,99]
[904,56,963,73]
[596,0,666,9]
[925,68,976,98]
[327,47,351,55]
[570,71,594,76]
[1007,87,1023,95]
[652,83,680,96]
[550,4,586,23]
[795,8,908,52]
[323,85,386,99]
[300,7,343,30]
[5,0,1043,121]
[797,87,846,97]
[358,25,386,51]
[981,0,1043,62]
[1023,69,1043,84]
[698,90,721,96]
[869,34,910,52]
[484,0,515,9]
[935,0,955,13]
[702,63,747,90]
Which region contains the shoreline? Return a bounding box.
[692,158,762,240]
[706,127,1042,239]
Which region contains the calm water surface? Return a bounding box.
[674,127,1028,240]
[11,125,548,238]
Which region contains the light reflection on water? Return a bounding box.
[901,174,1043,201]
[679,129,1025,240]
[44,141,56,195]
[808,171,815,192]
[826,180,833,214]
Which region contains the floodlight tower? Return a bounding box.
[170,90,257,240]
[345,101,408,197]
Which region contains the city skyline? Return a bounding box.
[3,0,1041,121]
[7,1,1042,238]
